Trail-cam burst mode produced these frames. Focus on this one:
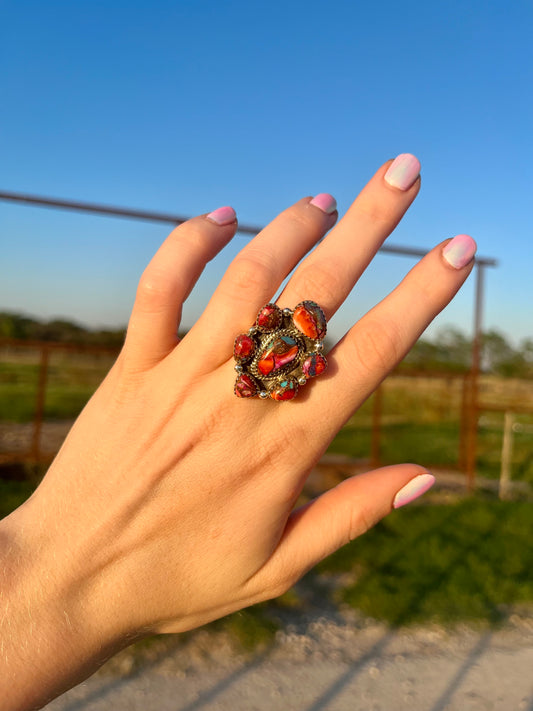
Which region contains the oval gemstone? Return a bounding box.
[270,378,298,401]
[256,303,282,331]
[292,301,327,339]
[234,373,258,398]
[233,333,255,361]
[256,335,300,377]
[302,353,327,378]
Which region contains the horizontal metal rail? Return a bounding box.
[0,189,499,266]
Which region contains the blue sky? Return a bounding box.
[1,0,532,346]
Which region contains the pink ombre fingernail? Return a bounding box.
[206,206,237,225]
[393,473,435,509]
[384,153,421,191]
[442,234,477,269]
[309,193,337,214]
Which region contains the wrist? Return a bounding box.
[0,501,130,710]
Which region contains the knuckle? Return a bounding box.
[348,501,376,540]
[136,268,179,311]
[177,222,212,255]
[357,194,399,226]
[224,251,276,301]
[352,319,403,374]
[283,206,322,234]
[263,561,298,601]
[294,263,340,307]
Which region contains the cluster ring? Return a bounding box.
[233,301,328,402]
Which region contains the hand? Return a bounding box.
[0,154,476,709]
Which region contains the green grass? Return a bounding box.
[317,499,533,626]
[329,420,461,469]
[0,478,36,518]
[0,357,112,422]
[328,400,533,484]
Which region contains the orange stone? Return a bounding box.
[292,301,327,339]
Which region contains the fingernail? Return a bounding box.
[384,153,421,191]
[206,206,237,225]
[309,193,337,214]
[442,234,477,269]
[393,472,435,509]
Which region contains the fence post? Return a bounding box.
[30,345,50,463]
[499,411,515,500]
[459,374,469,472]
[465,263,485,491]
[371,385,383,468]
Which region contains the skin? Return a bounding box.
[0,159,474,710]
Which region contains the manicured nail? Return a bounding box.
[384,153,421,191]
[309,193,337,214]
[442,234,477,269]
[393,472,435,509]
[206,206,237,225]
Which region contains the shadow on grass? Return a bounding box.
[317,499,533,626]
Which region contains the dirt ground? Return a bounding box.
[45,607,533,711]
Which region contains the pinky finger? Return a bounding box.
[124,208,237,371]
[251,464,434,597]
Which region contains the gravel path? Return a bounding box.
[45,613,533,711]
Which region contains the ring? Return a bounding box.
[233,301,328,401]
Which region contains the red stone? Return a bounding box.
[270,378,298,401]
[302,353,327,378]
[233,333,255,361]
[292,301,327,339]
[234,373,258,398]
[256,335,299,377]
[256,303,282,331]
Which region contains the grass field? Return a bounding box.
[0,349,115,422]
[327,375,533,483]
[2,347,533,483]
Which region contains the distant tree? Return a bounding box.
[403,327,533,377]
[403,326,471,372]
[437,327,472,369]
[519,338,533,370]
[479,330,532,376]
[0,311,126,347]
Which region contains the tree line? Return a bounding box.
[1,312,532,377]
[0,311,126,348]
[404,326,533,378]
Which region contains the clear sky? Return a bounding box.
[1,0,532,346]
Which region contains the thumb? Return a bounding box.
[256,464,434,596]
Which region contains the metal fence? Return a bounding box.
[2,339,532,495]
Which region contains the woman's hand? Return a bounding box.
[0,154,476,709]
